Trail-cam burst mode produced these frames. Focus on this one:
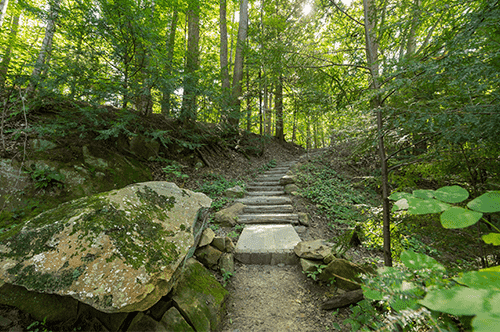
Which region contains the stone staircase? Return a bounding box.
[234,161,302,265]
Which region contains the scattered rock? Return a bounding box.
[279,175,296,185]
[319,259,368,291]
[0,182,211,315]
[323,253,336,264]
[195,245,223,269]
[284,184,299,194]
[172,258,228,332]
[0,284,78,323]
[199,228,216,247]
[294,239,332,260]
[300,258,321,273]
[161,307,195,332]
[214,203,246,227]
[219,253,235,274]
[127,312,164,332]
[82,145,109,170]
[224,186,245,198]
[212,237,235,253]
[298,212,310,226]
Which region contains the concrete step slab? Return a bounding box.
[236,197,291,205]
[247,186,283,191]
[246,191,285,196]
[243,205,294,214]
[249,181,282,186]
[234,224,301,265]
[238,213,299,224]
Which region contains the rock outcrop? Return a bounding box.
[0,181,211,314]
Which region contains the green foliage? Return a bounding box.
[196,174,245,211]
[359,249,500,331]
[27,317,52,332]
[302,264,327,281]
[221,268,233,287]
[391,186,500,244]
[24,164,65,189]
[296,161,365,224]
[162,161,189,181]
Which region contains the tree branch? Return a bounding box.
[328,0,364,26]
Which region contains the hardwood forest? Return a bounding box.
[0,0,499,331]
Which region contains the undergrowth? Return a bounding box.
[196,173,245,211]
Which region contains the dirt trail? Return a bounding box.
[219,263,345,332]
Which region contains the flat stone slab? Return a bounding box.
[238,214,299,224]
[236,197,291,205]
[246,191,285,196]
[243,205,293,214]
[234,225,301,265]
[246,186,283,191]
[249,181,282,186]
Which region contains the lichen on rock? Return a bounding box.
[0,182,211,314]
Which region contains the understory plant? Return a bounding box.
[354,186,500,331]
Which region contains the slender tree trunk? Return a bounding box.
[219,0,231,122]
[0,0,9,29]
[28,0,61,95]
[180,0,200,123]
[306,115,311,150]
[0,11,19,89]
[275,75,284,141]
[161,6,178,115]
[246,65,251,131]
[363,0,392,267]
[229,0,249,128]
[259,70,263,135]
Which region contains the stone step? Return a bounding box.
[238,213,299,224]
[243,204,294,214]
[255,176,285,182]
[264,170,289,175]
[268,167,290,172]
[234,224,301,265]
[249,182,281,187]
[247,185,283,191]
[246,191,286,196]
[237,196,291,205]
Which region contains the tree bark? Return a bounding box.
[229,0,249,128]
[0,11,19,89]
[161,6,178,115]
[180,0,200,123]
[321,289,364,310]
[219,0,231,122]
[275,75,284,141]
[0,0,9,29]
[363,0,392,267]
[28,0,61,95]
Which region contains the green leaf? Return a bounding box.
[455,271,500,290]
[392,198,410,212]
[467,191,500,213]
[400,250,445,271]
[482,233,500,246]
[389,192,414,201]
[433,186,469,203]
[413,189,435,200]
[472,312,500,332]
[419,287,489,316]
[440,207,483,229]
[481,266,500,272]
[361,286,384,301]
[407,198,450,215]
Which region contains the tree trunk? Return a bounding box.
[161,6,178,115]
[0,0,9,29]
[28,0,61,95]
[180,0,200,123]
[363,0,392,267]
[229,0,249,128]
[219,0,231,122]
[0,11,19,89]
[275,75,284,141]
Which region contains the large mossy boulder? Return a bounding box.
[0,182,211,314]
[172,258,228,332]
